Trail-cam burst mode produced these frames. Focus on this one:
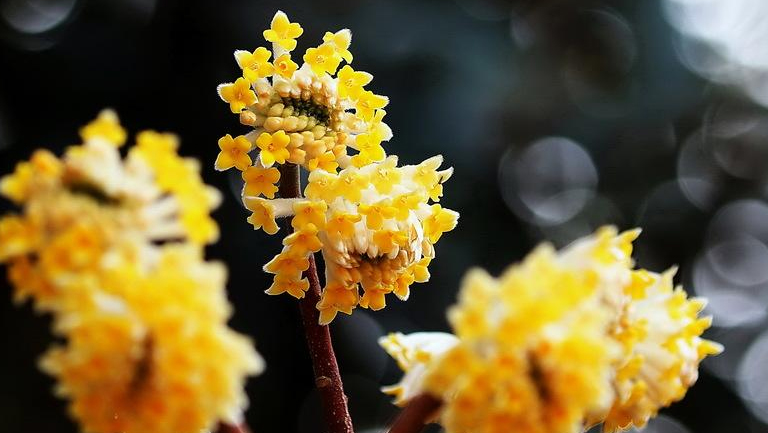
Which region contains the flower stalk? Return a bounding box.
[278,162,354,433]
[387,394,442,433]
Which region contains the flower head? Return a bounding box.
[244,156,457,324]
[216,10,393,174]
[0,111,263,433]
[381,227,721,433]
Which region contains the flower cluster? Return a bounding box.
[0,111,263,433]
[381,227,722,433]
[216,10,392,174]
[246,155,458,324]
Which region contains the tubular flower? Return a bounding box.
[0,111,264,433]
[380,227,722,433]
[216,10,393,175]
[244,155,457,324]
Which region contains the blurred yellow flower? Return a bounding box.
[0,111,263,433]
[381,227,722,433]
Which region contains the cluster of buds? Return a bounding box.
[381,227,722,433]
[215,11,459,324]
[0,111,263,433]
[216,10,392,173]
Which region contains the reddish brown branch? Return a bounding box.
[387,394,442,433]
[279,163,354,433]
[216,422,252,433]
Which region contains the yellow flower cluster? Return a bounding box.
[381,227,722,433]
[216,10,392,175]
[245,155,458,324]
[0,111,264,433]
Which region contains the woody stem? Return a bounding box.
[387,394,442,433]
[279,163,354,433]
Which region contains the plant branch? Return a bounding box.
[216,422,252,433]
[387,394,442,433]
[278,163,354,433]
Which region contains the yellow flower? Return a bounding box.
[304,43,343,77]
[292,201,327,230]
[355,131,386,162]
[356,90,389,121]
[325,212,362,239]
[79,109,127,147]
[359,285,393,310]
[242,166,280,198]
[39,245,263,433]
[283,223,323,255]
[265,274,310,298]
[217,11,394,172]
[1,114,262,433]
[256,130,291,167]
[263,10,303,52]
[306,150,339,173]
[244,197,279,235]
[423,204,459,243]
[381,227,722,433]
[264,250,310,280]
[218,77,257,113]
[359,200,398,230]
[0,216,39,261]
[323,29,353,63]
[316,282,359,325]
[215,134,252,171]
[236,47,274,82]
[273,53,298,79]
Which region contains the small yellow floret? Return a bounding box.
[273,54,298,79]
[242,166,280,198]
[265,274,310,299]
[256,131,291,167]
[337,65,371,100]
[236,47,274,82]
[263,11,304,51]
[218,77,257,113]
[291,201,327,230]
[79,109,127,147]
[323,29,353,63]
[304,44,342,77]
[244,197,279,235]
[215,134,252,171]
[356,90,389,121]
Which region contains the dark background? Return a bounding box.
[1,0,767,432]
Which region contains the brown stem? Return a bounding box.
[387,394,442,433]
[215,422,252,433]
[278,163,354,433]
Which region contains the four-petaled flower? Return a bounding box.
[273,54,298,79]
[242,166,280,198]
[323,30,353,63]
[356,90,389,121]
[263,10,304,51]
[215,134,253,171]
[245,197,279,234]
[256,131,291,167]
[337,65,372,101]
[219,77,257,113]
[304,44,342,77]
[236,47,274,82]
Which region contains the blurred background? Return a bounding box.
[0,0,766,432]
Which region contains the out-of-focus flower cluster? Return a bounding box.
[0,111,263,433]
[248,155,457,324]
[216,10,392,173]
[381,227,722,433]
